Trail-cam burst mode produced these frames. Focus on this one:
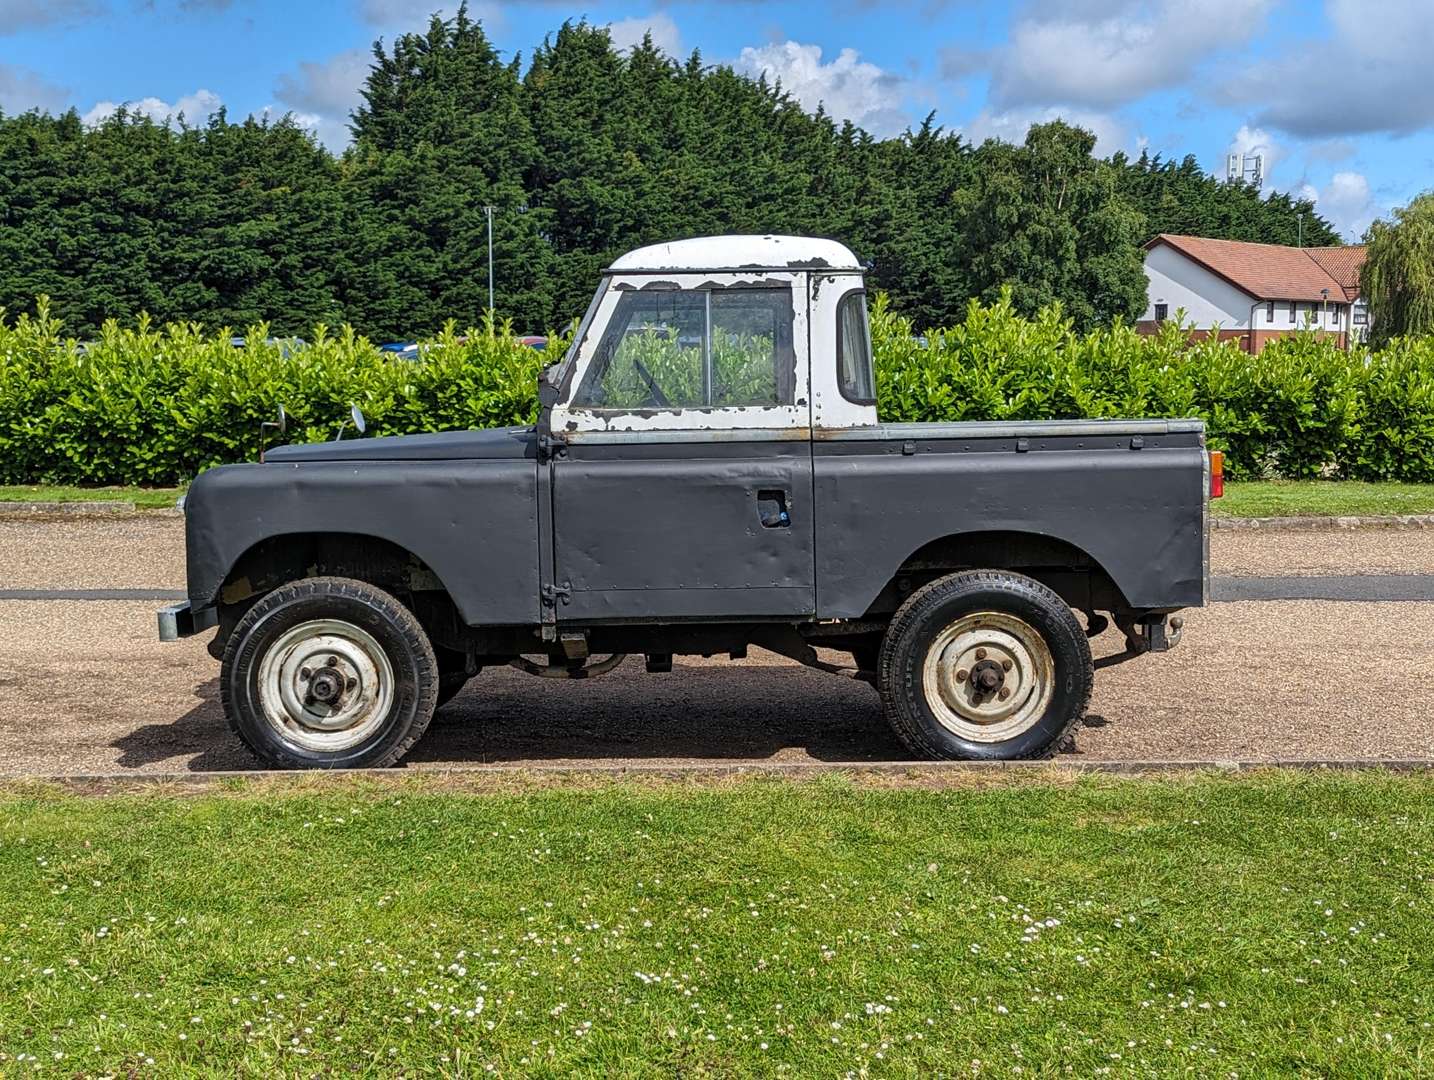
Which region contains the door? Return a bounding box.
[550,275,815,621]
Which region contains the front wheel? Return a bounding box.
[220,577,439,769]
[878,570,1092,761]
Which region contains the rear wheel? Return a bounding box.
[878,570,1092,760]
[220,577,438,769]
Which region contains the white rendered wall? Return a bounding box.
[1141,244,1256,329]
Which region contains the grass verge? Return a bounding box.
[1,772,1431,1075]
[1214,479,1434,518]
[0,484,182,510]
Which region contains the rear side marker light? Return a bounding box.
[1209,450,1224,498]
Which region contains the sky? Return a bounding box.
[2,0,1432,240]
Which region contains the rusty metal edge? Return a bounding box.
[1213,513,1434,530]
[4,759,1434,793]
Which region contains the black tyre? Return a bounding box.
[220,576,439,769]
[878,570,1092,761]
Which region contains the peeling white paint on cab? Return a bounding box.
[609,235,862,273]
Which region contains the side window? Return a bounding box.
[836,291,875,405]
[710,290,793,406]
[573,288,794,409]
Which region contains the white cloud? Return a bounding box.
[1217,0,1434,136]
[0,64,69,114]
[735,40,909,137]
[0,0,102,35]
[274,48,368,149]
[985,0,1273,110]
[82,88,222,126]
[606,12,683,56]
[358,0,501,30]
[276,49,368,116]
[1303,171,1379,241]
[963,105,1131,157]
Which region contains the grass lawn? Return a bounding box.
[1,772,1431,1076]
[1215,479,1434,518]
[0,484,182,510]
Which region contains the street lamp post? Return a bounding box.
[484,205,496,315]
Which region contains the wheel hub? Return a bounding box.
[256,619,395,751]
[922,611,1055,743]
[967,658,1005,701]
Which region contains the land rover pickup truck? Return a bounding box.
[160,235,1217,769]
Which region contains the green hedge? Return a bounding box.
[3,294,1433,485]
[0,300,554,486]
[873,294,1434,481]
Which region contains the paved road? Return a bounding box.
[9,575,1434,603]
[5,516,1434,592]
[1211,575,1434,601]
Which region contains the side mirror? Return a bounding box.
[336,404,367,441]
[259,403,288,462]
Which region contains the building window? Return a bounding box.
[1153,303,1168,323]
[1289,301,1298,323]
[1353,304,1368,326]
[1265,301,1275,323]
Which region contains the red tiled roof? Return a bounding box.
[1304,246,1366,301]
[1145,234,1366,303]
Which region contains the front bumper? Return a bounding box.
[157,601,217,642]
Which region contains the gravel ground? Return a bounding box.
[6,515,1434,592]
[1211,528,1434,578]
[0,517,187,590]
[1,597,1431,774]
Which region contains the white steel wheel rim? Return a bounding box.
[256,619,395,753]
[921,611,1054,743]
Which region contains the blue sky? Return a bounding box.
[2,0,1432,240]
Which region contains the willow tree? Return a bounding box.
[1362,193,1434,347]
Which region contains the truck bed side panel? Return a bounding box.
[185,459,540,626]
[813,427,1206,617]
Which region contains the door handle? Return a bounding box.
[757,489,790,528]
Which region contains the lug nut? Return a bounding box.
[955,668,969,683]
[346,677,357,692]
[327,656,340,667]
[1001,659,1012,672]
[299,667,312,680]
[998,687,1011,701]
[975,648,987,660]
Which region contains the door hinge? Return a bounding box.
[541,581,573,607]
[538,430,568,461]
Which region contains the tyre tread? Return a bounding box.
[877,570,1093,761]
[219,576,438,769]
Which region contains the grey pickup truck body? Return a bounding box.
[164,235,1213,769]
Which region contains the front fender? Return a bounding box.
[184,459,540,626]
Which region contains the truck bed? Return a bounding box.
[812,417,1208,618]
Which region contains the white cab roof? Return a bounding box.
[609,234,862,274]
